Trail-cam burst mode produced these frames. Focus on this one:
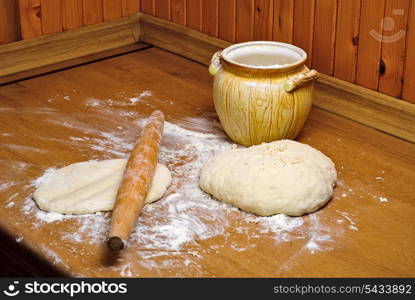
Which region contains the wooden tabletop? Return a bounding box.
[0,47,414,277]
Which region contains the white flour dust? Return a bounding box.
[129,90,152,104]
[24,120,348,260]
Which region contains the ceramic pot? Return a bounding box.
[209,41,318,146]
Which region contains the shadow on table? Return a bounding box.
[0,228,64,277]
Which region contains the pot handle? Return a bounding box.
[283,69,319,93]
[209,50,223,76]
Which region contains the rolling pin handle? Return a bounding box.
[108,236,125,251]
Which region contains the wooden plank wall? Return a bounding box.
[141,0,415,103]
[0,0,414,103]
[0,0,21,44]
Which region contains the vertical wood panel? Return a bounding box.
[18,0,42,39]
[122,0,140,16]
[202,0,218,37]
[334,0,361,83]
[236,0,254,42]
[378,0,410,97]
[356,0,386,90]
[293,0,316,66]
[155,0,170,20]
[272,0,294,43]
[141,0,155,15]
[83,0,104,25]
[402,0,415,103]
[41,0,63,34]
[219,0,236,42]
[62,0,83,30]
[171,0,186,25]
[0,0,21,44]
[103,0,122,20]
[187,0,202,30]
[253,0,273,40]
[312,0,337,75]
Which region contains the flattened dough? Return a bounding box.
[33,159,172,214]
[199,140,337,216]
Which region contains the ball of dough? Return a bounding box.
[199,140,337,216]
[33,159,172,214]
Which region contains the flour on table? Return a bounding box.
[129,90,152,104]
[378,197,388,203]
[0,182,14,191]
[23,120,346,259]
[8,94,359,276]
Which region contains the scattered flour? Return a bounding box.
[129,90,152,104]
[85,99,101,107]
[5,202,15,208]
[23,121,348,260]
[6,102,360,276]
[0,181,14,191]
[30,168,57,188]
[338,211,358,231]
[40,245,69,270]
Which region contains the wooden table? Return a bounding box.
[0,47,414,277]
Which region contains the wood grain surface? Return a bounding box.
[18,0,42,39]
[0,44,149,85]
[334,0,361,83]
[103,0,123,21]
[253,0,273,41]
[402,0,415,103]
[122,0,140,17]
[40,0,63,34]
[236,0,254,43]
[378,0,410,98]
[171,0,186,25]
[292,0,315,67]
[140,0,155,15]
[312,0,337,75]
[356,0,386,91]
[62,0,83,30]
[186,0,202,31]
[0,47,414,277]
[202,0,218,37]
[0,14,141,78]
[272,0,294,44]
[83,0,104,25]
[218,0,236,42]
[155,0,170,20]
[0,0,21,44]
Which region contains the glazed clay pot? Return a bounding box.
[209,41,318,146]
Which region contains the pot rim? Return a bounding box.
[220,41,307,72]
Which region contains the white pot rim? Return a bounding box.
[221,41,307,70]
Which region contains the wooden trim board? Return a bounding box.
[139,12,229,65]
[315,74,415,145]
[0,12,413,144]
[0,44,150,85]
[138,13,415,144]
[0,13,141,78]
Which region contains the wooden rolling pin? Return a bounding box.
[107,110,165,250]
